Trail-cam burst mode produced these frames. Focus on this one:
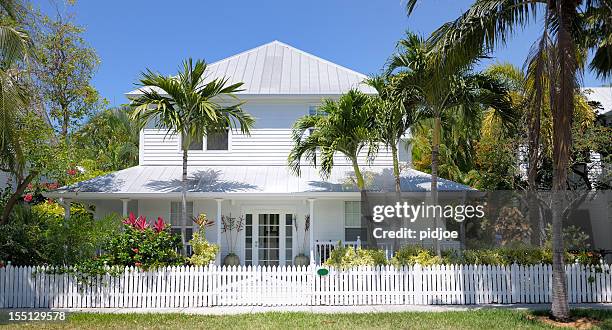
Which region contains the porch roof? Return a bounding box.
[45,165,472,199]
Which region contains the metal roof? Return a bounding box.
[583,87,612,116]
[46,165,472,199]
[127,41,376,97]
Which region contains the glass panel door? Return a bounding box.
[257,214,280,266]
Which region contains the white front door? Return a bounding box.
[244,212,294,266]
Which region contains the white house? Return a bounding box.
[46,41,470,266]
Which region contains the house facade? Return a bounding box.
[46,41,470,266]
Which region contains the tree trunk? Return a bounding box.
[391,143,401,194]
[352,158,376,248]
[181,149,188,255]
[1,172,38,225]
[431,116,441,256]
[391,142,402,252]
[527,99,542,246]
[550,1,576,319]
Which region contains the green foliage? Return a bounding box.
[188,232,219,266]
[31,5,105,138]
[544,224,591,251]
[365,244,603,268]
[391,246,442,267]
[0,203,121,266]
[73,107,139,171]
[100,221,184,269]
[323,243,388,268]
[288,90,376,189]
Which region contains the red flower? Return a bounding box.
[134,262,142,267]
[153,217,166,233]
[122,212,137,226]
[66,168,77,176]
[48,182,59,190]
[134,216,149,231]
[132,248,139,254]
[23,194,33,202]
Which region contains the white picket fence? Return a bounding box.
[1,263,611,308]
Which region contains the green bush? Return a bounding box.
[391,246,442,267]
[188,232,219,266]
[99,214,184,269]
[0,203,121,266]
[323,243,387,268]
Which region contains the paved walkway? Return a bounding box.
[6,303,610,315]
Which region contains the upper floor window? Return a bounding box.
[181,129,229,151]
[182,132,204,151]
[206,129,229,150]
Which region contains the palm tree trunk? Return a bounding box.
[550,1,576,319]
[391,143,401,194]
[391,142,402,252]
[527,102,542,246]
[181,149,188,255]
[352,158,376,248]
[431,116,441,257]
[0,172,37,225]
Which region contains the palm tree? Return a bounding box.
[0,0,33,225]
[288,90,378,245]
[405,0,612,317]
[388,32,515,255]
[74,107,140,171]
[365,75,416,195]
[130,59,255,253]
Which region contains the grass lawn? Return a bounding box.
[5,309,612,329]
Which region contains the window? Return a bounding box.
[206,130,229,150]
[285,214,293,265]
[170,201,194,254]
[181,132,203,151]
[344,201,366,242]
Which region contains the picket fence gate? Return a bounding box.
[1,263,611,308]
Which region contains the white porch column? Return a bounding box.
[120,198,130,217]
[215,198,223,265]
[59,198,72,221]
[308,198,315,265]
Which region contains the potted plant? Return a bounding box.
[188,213,219,266]
[293,214,310,266]
[221,214,243,266]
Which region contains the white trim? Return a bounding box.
[241,205,297,266]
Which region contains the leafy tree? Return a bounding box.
[405,0,612,318]
[73,107,139,171]
[30,5,104,141]
[130,58,254,254]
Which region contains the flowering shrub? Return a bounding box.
[188,213,219,266]
[99,213,184,269]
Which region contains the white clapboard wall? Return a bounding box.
[1,264,611,308]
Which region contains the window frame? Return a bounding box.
[178,130,232,153]
[344,201,365,242]
[169,201,195,254]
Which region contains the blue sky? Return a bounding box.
[39,0,610,107]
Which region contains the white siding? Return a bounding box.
[140,102,399,167]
